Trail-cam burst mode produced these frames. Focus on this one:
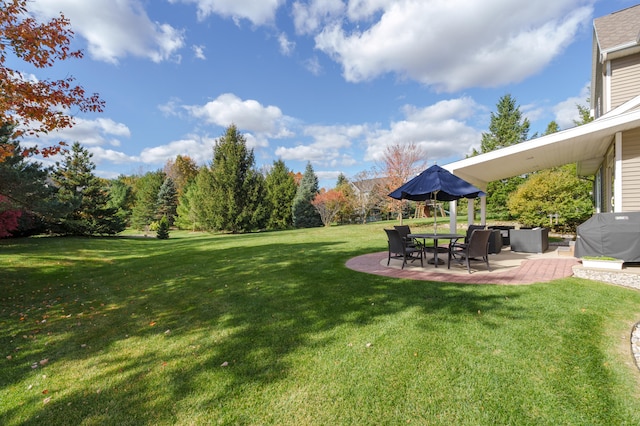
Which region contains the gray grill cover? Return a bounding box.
[575,212,640,262]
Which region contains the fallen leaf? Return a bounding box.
[365,342,372,348]
[221,361,229,367]
[149,321,157,327]
[39,359,49,366]
[43,397,51,404]
[42,389,48,394]
[6,355,12,360]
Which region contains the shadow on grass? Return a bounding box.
[1,232,541,423]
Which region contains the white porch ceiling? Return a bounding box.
[444,108,640,190]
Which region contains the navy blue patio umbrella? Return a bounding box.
[388,164,485,231]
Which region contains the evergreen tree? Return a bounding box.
[156,177,178,226]
[107,176,135,226]
[0,124,55,236]
[292,162,322,228]
[480,94,530,153]
[130,170,165,231]
[544,120,560,135]
[186,166,217,231]
[264,159,297,230]
[51,142,125,235]
[208,125,265,233]
[156,215,170,239]
[574,94,594,126]
[481,94,530,219]
[175,181,198,230]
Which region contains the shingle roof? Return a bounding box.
[594,4,640,52]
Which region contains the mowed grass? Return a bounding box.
[2,221,640,425]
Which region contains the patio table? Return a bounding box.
[408,233,464,268]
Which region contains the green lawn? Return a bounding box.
[2,222,640,425]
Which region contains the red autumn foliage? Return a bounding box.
[0,0,105,161]
[0,196,22,237]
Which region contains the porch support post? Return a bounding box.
[449,201,457,233]
[480,196,487,226]
[467,198,474,225]
[614,131,623,212]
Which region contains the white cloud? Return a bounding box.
[192,44,206,60]
[554,83,591,129]
[278,33,296,56]
[304,56,323,76]
[185,93,293,138]
[88,147,138,165]
[27,117,131,148]
[31,0,185,64]
[138,136,215,165]
[312,0,593,91]
[292,0,345,35]
[275,123,366,166]
[170,0,285,25]
[364,97,482,162]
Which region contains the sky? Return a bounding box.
[12,0,640,188]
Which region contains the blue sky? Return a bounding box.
[15,0,639,188]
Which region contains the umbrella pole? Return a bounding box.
[433,191,439,234]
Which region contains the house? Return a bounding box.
[443,4,640,232]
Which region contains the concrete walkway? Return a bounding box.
[346,248,580,285]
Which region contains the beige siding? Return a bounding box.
[611,53,640,109]
[621,128,640,211]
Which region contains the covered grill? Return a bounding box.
[575,212,640,262]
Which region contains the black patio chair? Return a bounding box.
[447,229,492,273]
[449,224,485,259]
[384,228,423,269]
[394,225,422,249]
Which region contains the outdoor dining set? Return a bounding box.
[384,164,551,274]
[384,225,492,273]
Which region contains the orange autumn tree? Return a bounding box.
[375,142,427,222]
[311,188,347,227]
[0,0,104,161]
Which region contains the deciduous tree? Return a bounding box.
[351,170,382,224]
[0,0,104,160]
[163,155,199,198]
[0,195,21,237]
[375,142,427,222]
[507,164,593,232]
[312,189,347,227]
[334,173,355,224]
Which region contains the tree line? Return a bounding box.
[0,93,597,239]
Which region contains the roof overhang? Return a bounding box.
[443,107,640,191]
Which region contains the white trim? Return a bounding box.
[615,132,623,212]
[467,199,474,226]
